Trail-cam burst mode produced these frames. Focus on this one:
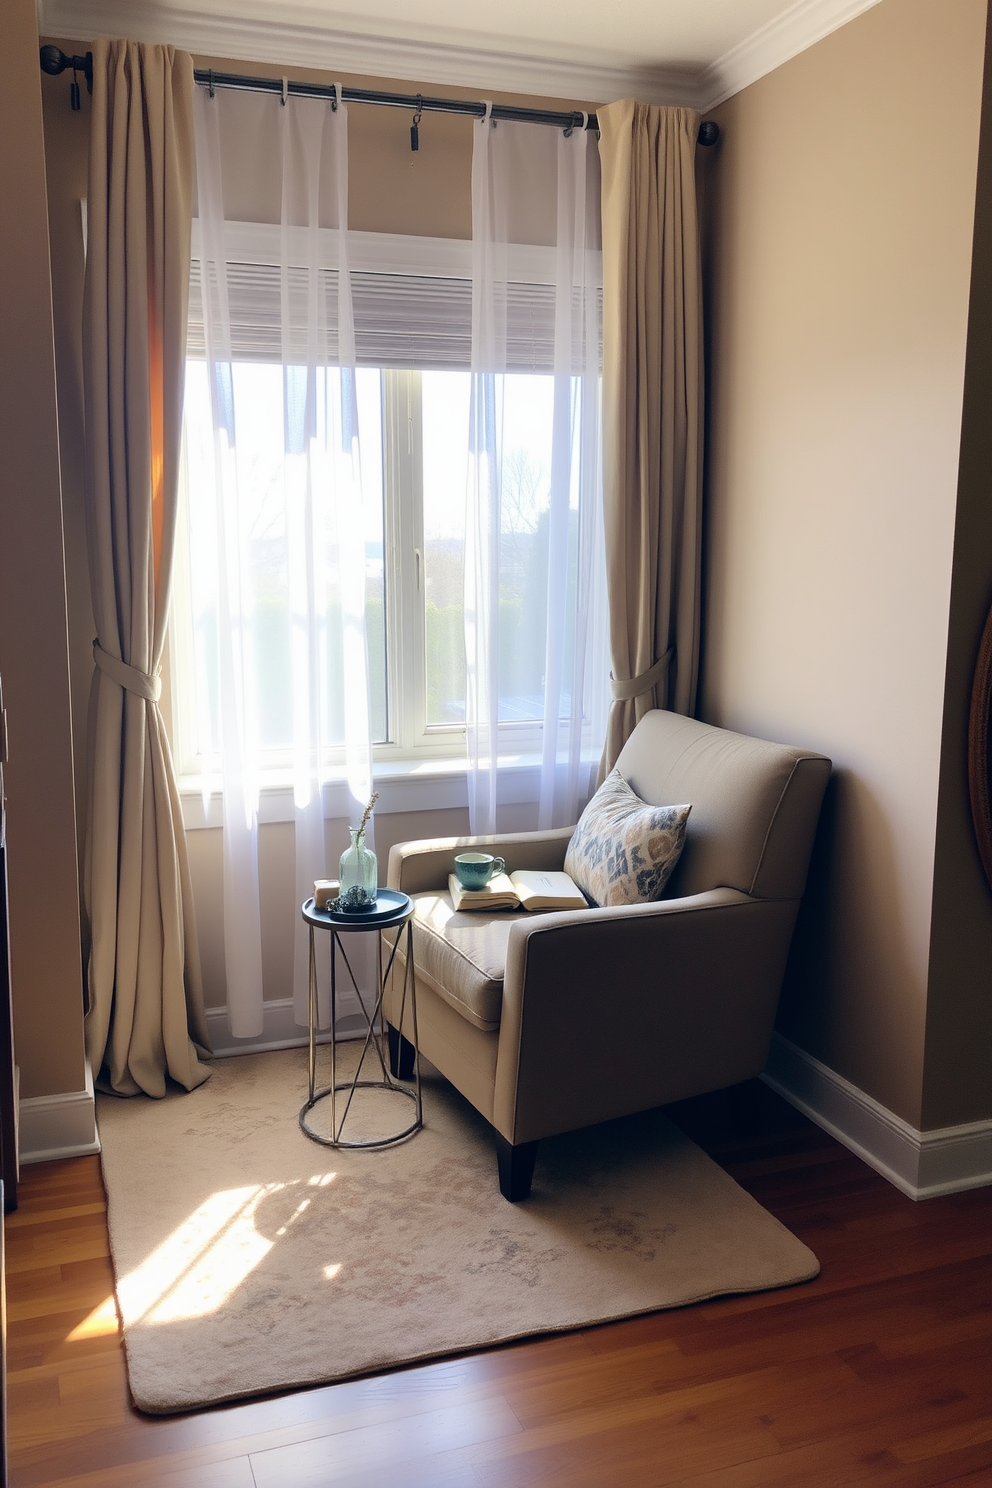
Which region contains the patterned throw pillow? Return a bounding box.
[564,769,691,908]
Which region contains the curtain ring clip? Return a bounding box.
[281,76,289,106]
[208,68,215,99]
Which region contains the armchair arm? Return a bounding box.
[492,888,800,1144]
[388,827,574,895]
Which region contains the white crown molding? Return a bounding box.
[37,0,705,107]
[39,0,889,112]
[764,1033,992,1200]
[19,1062,100,1165]
[699,0,886,110]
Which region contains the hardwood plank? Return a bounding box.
[674,1429,992,1487]
[892,1415,992,1464]
[5,1207,106,1233]
[465,1408,781,1487]
[6,1286,118,1327]
[11,1351,562,1485]
[5,1242,110,1276]
[34,1456,258,1488]
[249,1398,522,1487]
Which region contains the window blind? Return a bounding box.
[187,225,601,373]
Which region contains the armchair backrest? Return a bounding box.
[613,711,830,901]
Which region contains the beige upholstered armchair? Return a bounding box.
[385,710,830,1201]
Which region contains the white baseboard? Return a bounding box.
[206,997,368,1058]
[763,1033,992,1200]
[19,1061,101,1165]
[17,1010,364,1163]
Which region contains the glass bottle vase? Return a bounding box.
[338,828,378,911]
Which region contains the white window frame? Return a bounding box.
[170,225,601,816]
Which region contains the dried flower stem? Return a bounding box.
[357,791,379,837]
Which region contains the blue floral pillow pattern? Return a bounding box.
[564,769,691,908]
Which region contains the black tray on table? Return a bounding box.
[302,888,412,930]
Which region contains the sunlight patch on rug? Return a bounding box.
[117,1172,346,1325]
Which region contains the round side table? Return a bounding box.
[299,889,421,1149]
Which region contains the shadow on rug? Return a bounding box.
[96,1047,818,1414]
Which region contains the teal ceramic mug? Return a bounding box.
[454,852,506,889]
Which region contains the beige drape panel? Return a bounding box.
[597,100,704,773]
[82,39,211,1096]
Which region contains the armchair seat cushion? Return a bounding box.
[409,891,525,1032]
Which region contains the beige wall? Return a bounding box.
[923,14,992,1130]
[0,0,86,1098]
[701,0,987,1126]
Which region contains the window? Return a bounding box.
[172,227,598,783]
[172,221,606,785]
[175,362,577,775]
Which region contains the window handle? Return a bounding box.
[414,547,422,591]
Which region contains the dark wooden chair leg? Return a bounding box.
[386,1022,416,1081]
[494,1133,539,1202]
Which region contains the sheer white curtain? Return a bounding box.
[466,112,610,834]
[191,86,373,1035]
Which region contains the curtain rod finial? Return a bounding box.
[39,45,93,95]
[39,44,65,75]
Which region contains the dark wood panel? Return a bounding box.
[4,1084,992,1488]
[0,670,18,1215]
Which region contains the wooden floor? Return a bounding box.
[5,1082,992,1488]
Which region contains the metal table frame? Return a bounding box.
[299,893,421,1149]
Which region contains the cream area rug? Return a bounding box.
[96,1047,819,1415]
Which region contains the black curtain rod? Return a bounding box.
[39,46,720,145]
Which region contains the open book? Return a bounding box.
[448,870,588,913]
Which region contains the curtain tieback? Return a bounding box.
[610,649,672,703]
[93,640,162,702]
